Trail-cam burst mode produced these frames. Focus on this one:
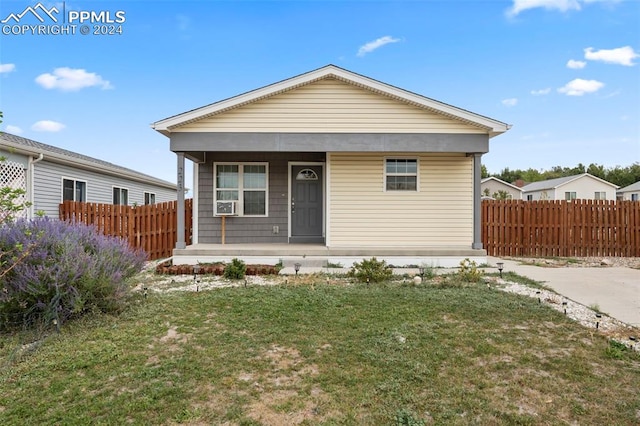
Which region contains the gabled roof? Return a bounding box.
[0,132,176,190]
[521,173,618,192]
[152,64,511,138]
[617,181,640,193]
[481,176,523,192]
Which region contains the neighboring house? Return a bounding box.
[152,64,510,266]
[0,132,177,219]
[617,181,640,201]
[521,173,618,201]
[481,177,523,200]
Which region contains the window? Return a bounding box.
[214,163,268,216]
[113,187,129,205]
[564,191,577,201]
[527,194,533,201]
[385,159,417,191]
[144,192,156,205]
[62,178,86,202]
[594,191,606,200]
[632,194,639,201]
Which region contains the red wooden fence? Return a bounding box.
[59,199,193,260]
[482,199,640,257]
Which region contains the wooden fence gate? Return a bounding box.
[59,199,193,260]
[482,199,640,257]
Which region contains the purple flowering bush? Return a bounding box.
[0,218,146,329]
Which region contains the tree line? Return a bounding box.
[482,163,640,188]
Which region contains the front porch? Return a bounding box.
[172,243,487,268]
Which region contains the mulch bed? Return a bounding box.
[155,260,280,276]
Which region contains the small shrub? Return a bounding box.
[457,258,483,283]
[223,258,246,280]
[394,409,426,426]
[605,340,629,360]
[420,263,436,280]
[348,257,393,283]
[0,218,146,330]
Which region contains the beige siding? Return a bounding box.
[329,153,473,247]
[175,78,486,134]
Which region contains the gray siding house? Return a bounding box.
[1,132,177,218]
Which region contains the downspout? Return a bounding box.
[28,153,44,218]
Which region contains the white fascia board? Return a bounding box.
[482,176,523,192]
[152,65,511,137]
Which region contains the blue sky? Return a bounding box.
[1,0,638,186]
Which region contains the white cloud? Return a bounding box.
[5,125,23,134]
[35,67,113,91]
[507,0,581,17]
[531,88,551,95]
[31,120,66,132]
[501,98,518,107]
[557,78,604,96]
[584,46,639,66]
[506,0,620,16]
[357,36,401,57]
[0,63,16,73]
[566,59,586,69]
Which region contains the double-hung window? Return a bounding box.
[594,191,606,200]
[62,178,86,202]
[215,163,268,216]
[564,191,577,201]
[113,187,129,205]
[144,192,156,205]
[385,159,418,191]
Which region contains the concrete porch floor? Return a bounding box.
[172,243,487,268]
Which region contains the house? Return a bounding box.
[152,65,510,267]
[617,181,640,201]
[521,173,618,201]
[0,132,177,219]
[481,176,523,200]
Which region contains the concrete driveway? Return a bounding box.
[489,257,640,327]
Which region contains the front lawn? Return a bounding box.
[1,281,639,425]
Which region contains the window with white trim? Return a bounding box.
[144,192,156,205]
[214,163,268,216]
[594,191,606,200]
[62,178,86,202]
[564,191,576,201]
[385,159,418,191]
[632,194,638,201]
[113,187,129,205]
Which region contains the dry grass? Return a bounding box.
[1,280,639,425]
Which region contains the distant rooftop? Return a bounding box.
[0,132,176,190]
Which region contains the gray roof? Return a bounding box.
[521,173,617,192]
[0,132,176,190]
[617,181,640,193]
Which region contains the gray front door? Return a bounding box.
[291,165,323,243]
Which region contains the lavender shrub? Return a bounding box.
[0,218,146,329]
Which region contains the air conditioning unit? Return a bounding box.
[215,200,237,216]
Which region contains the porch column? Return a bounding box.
[175,152,186,249]
[472,153,483,249]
